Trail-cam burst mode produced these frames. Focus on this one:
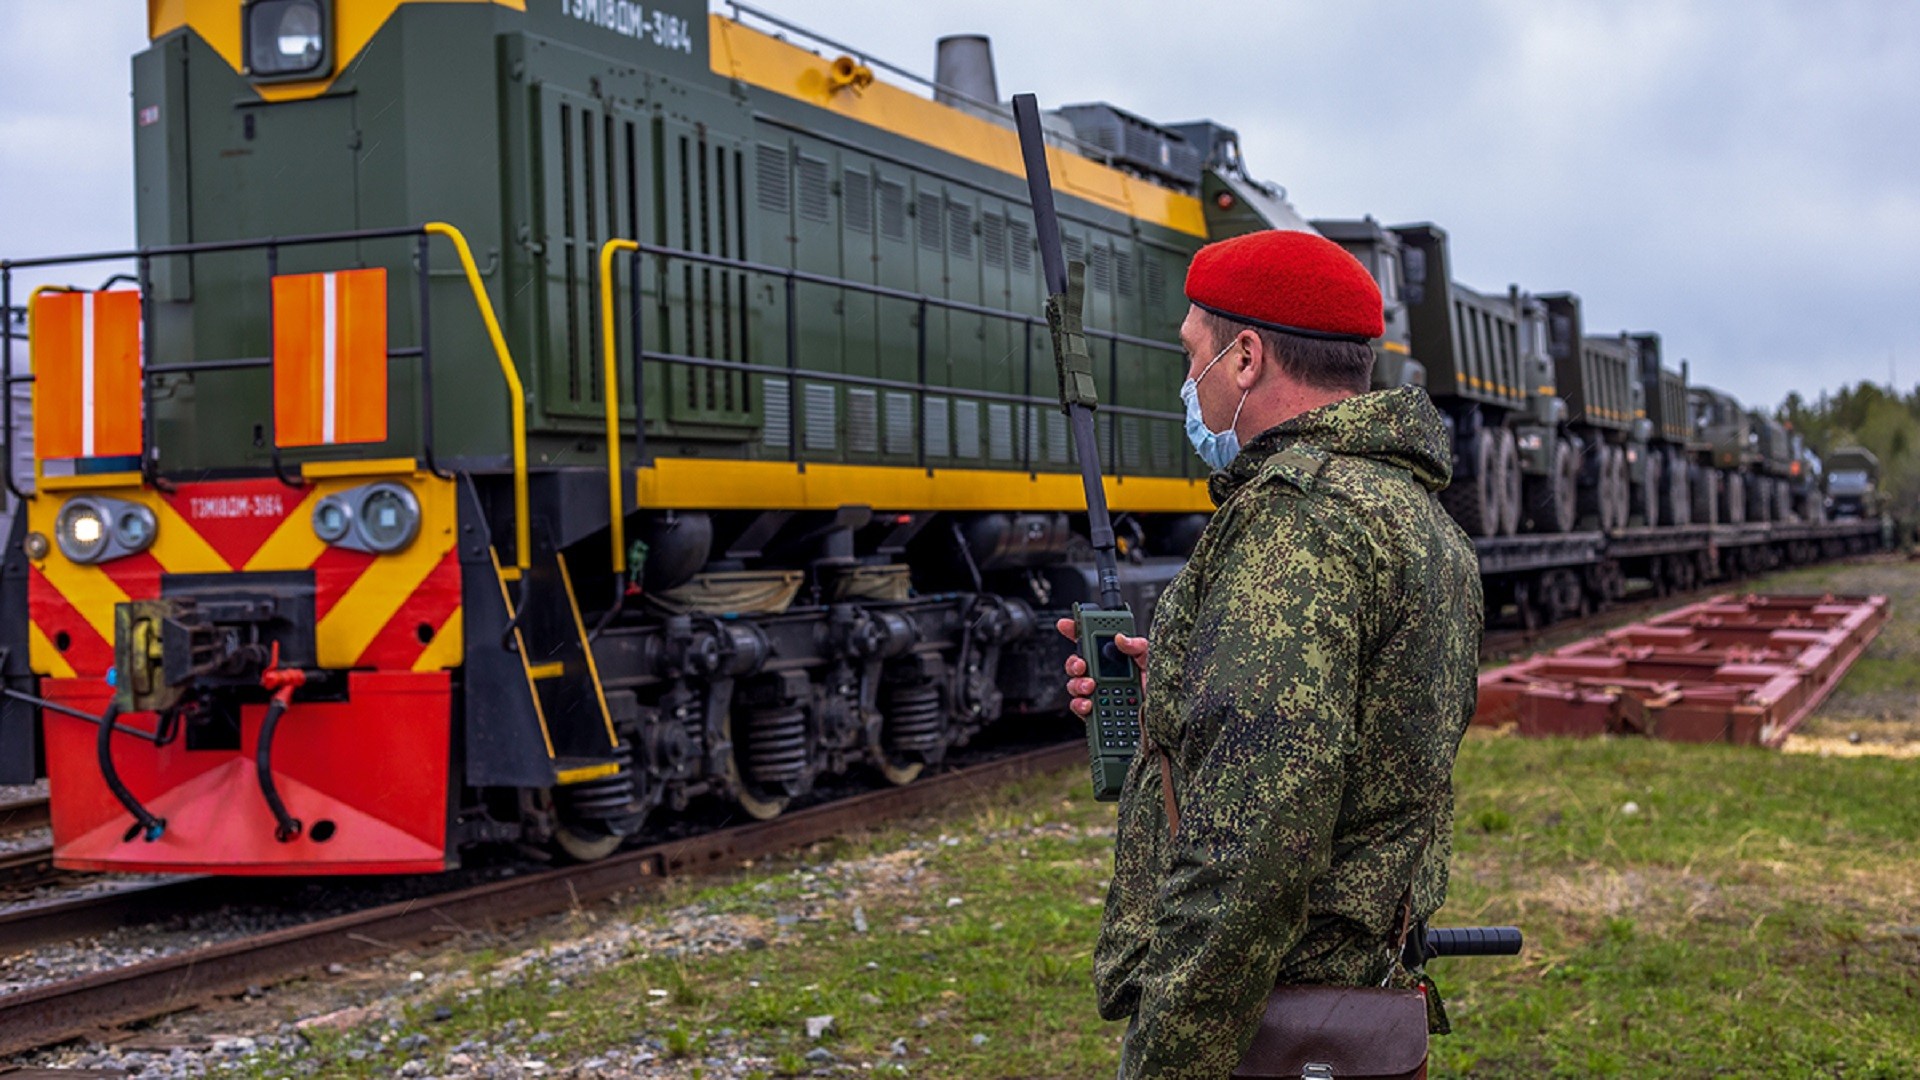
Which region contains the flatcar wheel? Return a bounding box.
[1495,429,1521,536]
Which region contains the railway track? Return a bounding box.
[0,739,1082,1056]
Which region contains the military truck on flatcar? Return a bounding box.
[1627,333,1693,526]
[1391,222,1570,537]
[1747,410,1797,522]
[1309,217,1424,392]
[1536,294,1637,533]
[1825,446,1882,520]
[1690,386,1755,524]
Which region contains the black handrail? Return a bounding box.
[629,239,1184,356]
[0,226,451,498]
[620,238,1186,479]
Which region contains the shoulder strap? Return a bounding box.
[1259,445,1331,491]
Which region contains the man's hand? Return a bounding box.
[1055,616,1149,718]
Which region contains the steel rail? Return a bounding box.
[0,796,49,832]
[0,741,1081,1055]
[0,877,216,955]
[0,843,59,890]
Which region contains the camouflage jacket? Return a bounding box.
[1096,386,1483,1079]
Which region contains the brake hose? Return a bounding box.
[96,700,166,843]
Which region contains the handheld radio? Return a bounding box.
[1012,94,1137,801]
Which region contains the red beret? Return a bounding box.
[1184,229,1383,342]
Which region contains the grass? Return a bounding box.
[245,559,1920,1078]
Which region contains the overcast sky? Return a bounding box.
[4,1,1915,412]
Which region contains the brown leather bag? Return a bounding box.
[1230,985,1429,1079]
[1146,733,1430,1080]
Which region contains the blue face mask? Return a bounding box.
[1181,339,1248,470]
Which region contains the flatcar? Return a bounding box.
[0,0,1883,876]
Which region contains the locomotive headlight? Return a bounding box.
[55,501,110,563]
[311,495,353,544]
[355,484,420,553]
[245,0,330,80]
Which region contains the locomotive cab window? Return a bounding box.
[245,0,331,82]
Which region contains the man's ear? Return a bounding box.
[1233,331,1265,390]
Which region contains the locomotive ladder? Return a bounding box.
[473,525,624,789]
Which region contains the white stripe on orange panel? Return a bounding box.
[80,292,95,457]
[321,272,338,445]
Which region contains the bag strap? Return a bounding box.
[1145,712,1181,838]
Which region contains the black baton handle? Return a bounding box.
[1422,926,1523,959]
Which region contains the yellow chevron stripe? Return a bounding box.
[149,498,233,574]
[29,622,77,679]
[318,528,448,668]
[33,560,128,654]
[243,487,327,572]
[412,604,465,672]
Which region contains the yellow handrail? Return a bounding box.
[424,222,530,570]
[598,238,640,575]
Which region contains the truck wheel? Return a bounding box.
[1636,447,1663,528]
[1723,471,1747,524]
[1496,428,1521,536]
[1440,427,1500,537]
[1604,446,1631,532]
[1664,448,1691,526]
[1747,476,1771,523]
[1525,440,1578,533]
[1691,465,1718,525]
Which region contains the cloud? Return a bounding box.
[4,1,1915,408]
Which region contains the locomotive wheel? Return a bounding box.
[1722,471,1747,524]
[1439,427,1500,537]
[1495,429,1521,537]
[553,822,624,862]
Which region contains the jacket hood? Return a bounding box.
[1209,386,1453,505]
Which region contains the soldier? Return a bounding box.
[1057,229,1483,1078]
